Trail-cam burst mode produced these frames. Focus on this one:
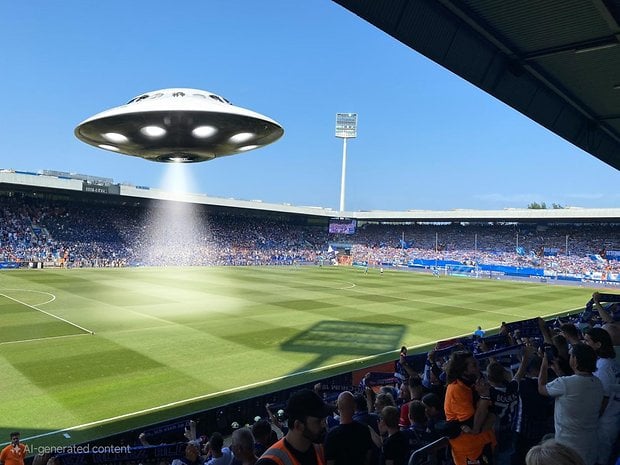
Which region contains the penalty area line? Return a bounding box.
[0,293,95,335]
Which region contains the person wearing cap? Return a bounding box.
[0,433,27,465]
[257,389,331,465]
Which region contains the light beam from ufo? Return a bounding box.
[75,88,284,163]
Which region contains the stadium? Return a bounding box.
[2,2,620,465]
[1,168,619,462]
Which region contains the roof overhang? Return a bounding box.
[332,0,620,170]
[1,170,618,223]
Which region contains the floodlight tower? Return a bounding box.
[335,113,357,213]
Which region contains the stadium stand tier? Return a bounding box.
[1,171,619,283]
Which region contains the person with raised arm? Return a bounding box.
[538,343,604,465]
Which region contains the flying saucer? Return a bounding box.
[75,88,284,163]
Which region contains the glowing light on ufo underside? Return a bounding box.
[192,125,218,138]
[75,88,284,163]
[141,126,167,138]
[237,145,260,152]
[98,144,119,151]
[102,132,129,143]
[229,132,254,144]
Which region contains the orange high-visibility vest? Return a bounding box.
[260,438,325,465]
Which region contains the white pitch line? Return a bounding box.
[0,293,94,335]
[0,289,57,307]
[0,333,89,345]
[337,281,356,290]
[32,292,57,307]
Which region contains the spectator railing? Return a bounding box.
[408,436,450,465]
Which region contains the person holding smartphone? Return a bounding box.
[537,343,604,465]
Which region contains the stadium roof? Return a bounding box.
[332,0,620,171]
[2,169,619,223]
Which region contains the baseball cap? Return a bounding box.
[286,389,334,421]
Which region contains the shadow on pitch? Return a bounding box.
[280,320,405,375]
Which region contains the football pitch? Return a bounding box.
[0,266,594,447]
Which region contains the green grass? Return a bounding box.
[0,266,594,447]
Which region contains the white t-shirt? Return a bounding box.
[205,447,234,465]
[595,357,620,419]
[546,374,604,465]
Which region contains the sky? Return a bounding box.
[1,1,618,212]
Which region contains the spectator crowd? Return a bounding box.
[0,194,619,279]
[21,292,619,465]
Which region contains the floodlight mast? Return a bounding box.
[335,113,357,213]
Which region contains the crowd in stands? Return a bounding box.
[1,194,619,279]
[350,223,620,277]
[23,292,618,465]
[4,196,618,465]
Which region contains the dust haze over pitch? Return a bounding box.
[75,88,284,163]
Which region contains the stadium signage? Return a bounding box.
[607,250,620,260]
[82,182,121,195]
[328,218,356,234]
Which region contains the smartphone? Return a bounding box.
[544,346,555,362]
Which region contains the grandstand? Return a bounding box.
[0,170,618,461]
[2,170,619,280]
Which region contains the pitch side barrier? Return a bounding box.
[0,261,20,269]
[408,259,620,284]
[408,259,544,278]
[31,374,354,465]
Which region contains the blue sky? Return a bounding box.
[1,1,618,211]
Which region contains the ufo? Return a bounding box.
[75,88,284,163]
